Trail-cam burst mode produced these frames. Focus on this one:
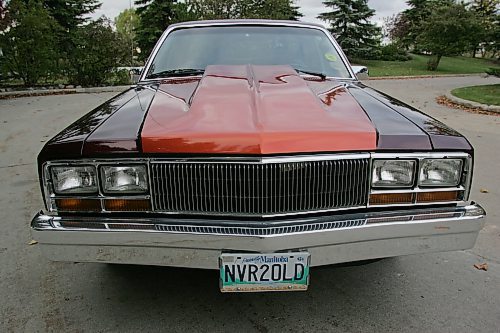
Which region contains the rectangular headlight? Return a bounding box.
[419,159,463,187]
[372,160,415,188]
[101,165,148,194]
[51,166,98,194]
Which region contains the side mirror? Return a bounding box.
[351,65,369,80]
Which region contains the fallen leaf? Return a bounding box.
[436,96,500,117]
[28,240,38,245]
[474,263,488,271]
[480,189,489,193]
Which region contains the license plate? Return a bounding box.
[219,252,310,292]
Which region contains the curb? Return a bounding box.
[0,85,131,99]
[445,93,500,113]
[367,73,487,80]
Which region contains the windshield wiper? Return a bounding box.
[146,68,205,79]
[294,68,327,80]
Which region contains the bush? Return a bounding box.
[107,69,132,86]
[378,43,412,61]
[486,67,500,77]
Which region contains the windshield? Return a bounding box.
[145,26,352,79]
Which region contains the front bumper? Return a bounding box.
[31,203,486,269]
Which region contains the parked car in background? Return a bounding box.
[31,20,486,293]
[115,66,143,84]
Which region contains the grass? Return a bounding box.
[451,84,500,106]
[357,54,500,77]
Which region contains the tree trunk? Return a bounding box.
[427,54,442,71]
[491,50,498,60]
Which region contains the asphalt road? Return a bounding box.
[1,76,499,333]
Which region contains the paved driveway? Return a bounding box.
[1,76,499,332]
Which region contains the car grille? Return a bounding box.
[150,158,371,217]
[154,219,367,236]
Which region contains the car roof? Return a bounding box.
[168,19,326,30]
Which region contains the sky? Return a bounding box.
[93,0,409,27]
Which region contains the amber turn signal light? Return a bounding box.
[104,199,151,212]
[370,193,414,205]
[55,198,101,212]
[417,191,459,203]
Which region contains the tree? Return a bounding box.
[135,0,302,59]
[40,0,101,31]
[115,8,140,66]
[66,19,124,86]
[13,0,102,78]
[239,0,302,20]
[186,0,237,19]
[402,0,433,49]
[393,0,456,51]
[135,0,190,60]
[470,0,499,17]
[384,14,411,47]
[0,0,59,85]
[470,0,500,57]
[116,8,139,37]
[418,3,483,70]
[488,14,500,58]
[188,0,302,20]
[0,0,10,30]
[318,0,381,59]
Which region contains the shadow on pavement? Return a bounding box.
[80,258,404,331]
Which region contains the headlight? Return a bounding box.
[372,160,415,188]
[51,166,97,194]
[101,165,148,194]
[419,159,463,187]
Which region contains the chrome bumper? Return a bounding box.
[31,203,486,269]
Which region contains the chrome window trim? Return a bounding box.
[42,152,473,216]
[138,21,356,82]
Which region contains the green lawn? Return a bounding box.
[357,54,499,77]
[451,84,500,106]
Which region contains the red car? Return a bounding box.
[31,20,486,292]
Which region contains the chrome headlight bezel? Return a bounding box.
[419,159,464,187]
[371,159,416,188]
[50,165,98,195]
[369,153,472,206]
[100,165,149,195]
[42,160,151,212]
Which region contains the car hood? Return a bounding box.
[141,65,377,154]
[39,65,471,162]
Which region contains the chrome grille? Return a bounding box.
[155,219,366,236]
[150,158,370,216]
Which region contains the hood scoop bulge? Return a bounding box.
[140,65,377,154]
